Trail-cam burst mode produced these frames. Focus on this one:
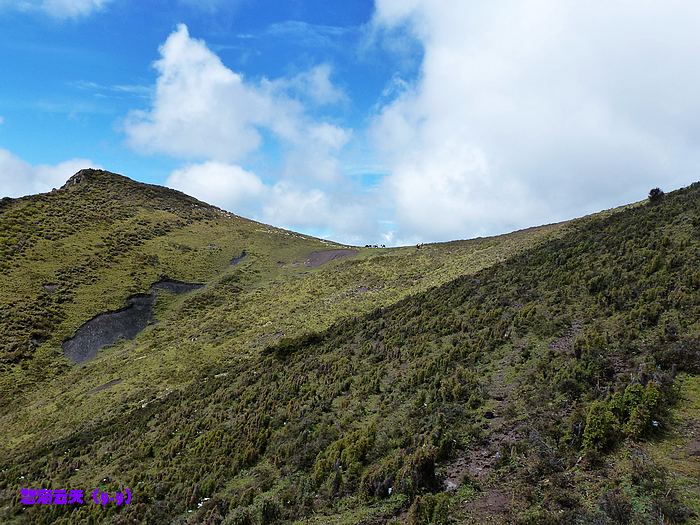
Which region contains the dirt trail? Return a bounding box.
[305,249,358,268]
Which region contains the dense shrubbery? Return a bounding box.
[1,182,699,523]
[582,381,664,452]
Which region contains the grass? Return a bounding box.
[644,374,700,522]
[1,170,699,524]
[0,170,569,457]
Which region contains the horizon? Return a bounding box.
[1,1,700,245]
[9,165,665,248]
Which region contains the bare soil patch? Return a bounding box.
[305,249,358,268]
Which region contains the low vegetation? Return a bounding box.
[1,171,698,524]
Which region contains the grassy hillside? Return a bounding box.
[1,174,698,523]
[0,169,330,392]
[0,169,570,489]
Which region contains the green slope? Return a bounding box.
[1,169,567,460]
[0,169,337,400]
[1,175,697,524]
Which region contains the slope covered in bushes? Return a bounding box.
[0,169,567,458]
[1,182,698,523]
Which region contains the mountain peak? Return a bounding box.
[61,168,127,189]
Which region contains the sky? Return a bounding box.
[1,1,699,246]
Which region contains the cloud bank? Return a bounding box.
[144,5,700,245]
[371,0,700,241]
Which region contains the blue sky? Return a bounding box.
[2,1,700,245]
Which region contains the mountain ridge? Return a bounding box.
[2,172,697,524]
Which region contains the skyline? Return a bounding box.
[1,1,700,245]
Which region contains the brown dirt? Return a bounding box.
[686,438,700,457]
[548,321,582,355]
[443,342,524,499]
[305,249,358,268]
[466,489,513,513]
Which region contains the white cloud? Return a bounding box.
[282,123,352,182]
[125,24,283,161]
[166,161,265,215]
[163,160,379,245]
[124,24,369,242]
[266,21,354,49]
[272,64,347,106]
[261,180,380,245]
[372,1,700,241]
[1,0,111,18]
[0,148,97,198]
[124,23,349,182]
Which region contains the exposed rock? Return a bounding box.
[231,250,247,265]
[88,379,123,394]
[61,169,99,188]
[62,278,203,364]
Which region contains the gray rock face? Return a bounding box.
[230,250,247,266]
[62,279,203,364]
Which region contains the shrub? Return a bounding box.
[407,493,451,525]
[582,401,619,452]
[648,187,665,204]
[624,382,662,438]
[598,489,632,524]
[397,446,440,496]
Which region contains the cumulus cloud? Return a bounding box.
[0,148,97,198]
[282,123,352,182]
[1,0,111,18]
[273,64,347,106]
[124,24,374,243]
[372,1,700,241]
[125,24,285,161]
[124,23,349,182]
[163,159,379,245]
[166,161,265,216]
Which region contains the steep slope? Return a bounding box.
[1,180,697,523]
[0,169,336,401]
[1,169,568,460]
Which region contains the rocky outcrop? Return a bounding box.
[62,279,203,364]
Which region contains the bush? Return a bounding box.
[254,496,280,525]
[583,401,619,452]
[222,507,253,525]
[610,382,662,438]
[397,446,440,496]
[648,187,665,204]
[598,489,632,524]
[407,493,451,525]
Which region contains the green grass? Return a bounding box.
[1,170,699,524]
[643,374,700,522]
[0,170,569,456]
